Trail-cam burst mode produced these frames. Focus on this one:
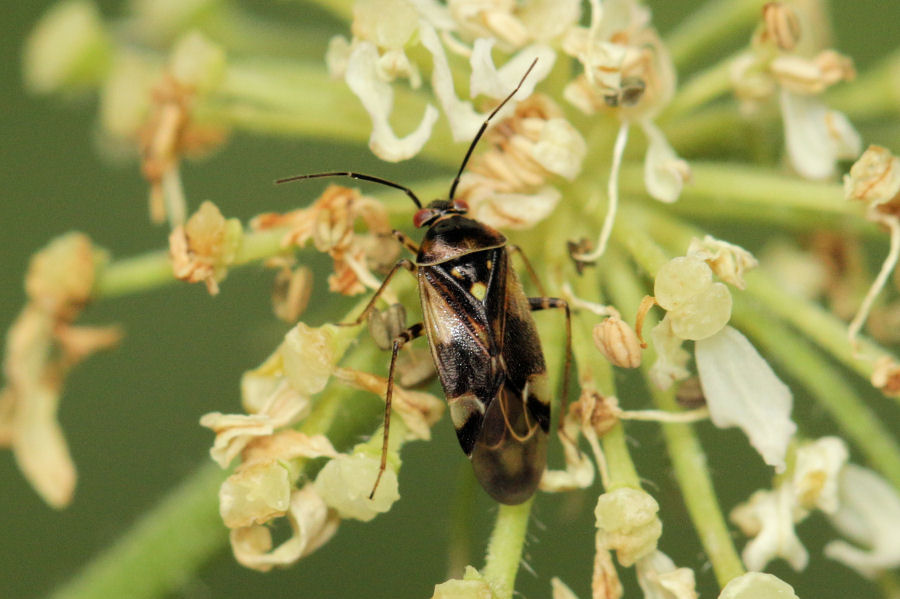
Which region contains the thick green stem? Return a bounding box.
[661,54,736,120]
[665,0,767,69]
[482,498,534,599]
[604,251,745,589]
[733,296,900,490]
[48,463,227,599]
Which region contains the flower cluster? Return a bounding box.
[11,0,900,598]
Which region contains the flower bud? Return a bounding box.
[593,316,642,368]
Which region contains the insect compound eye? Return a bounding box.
[451,198,469,213]
[413,208,437,228]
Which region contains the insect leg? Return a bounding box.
[507,244,547,296]
[392,230,419,255]
[528,297,573,431]
[337,259,416,326]
[370,322,425,499]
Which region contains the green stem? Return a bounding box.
[604,250,745,589]
[94,226,290,299]
[733,295,900,490]
[661,54,736,120]
[206,59,458,167]
[48,462,227,599]
[481,498,534,599]
[665,0,766,70]
[620,162,855,217]
[828,48,900,120]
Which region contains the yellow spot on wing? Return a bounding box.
[471,281,487,300]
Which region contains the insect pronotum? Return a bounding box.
[278,59,572,505]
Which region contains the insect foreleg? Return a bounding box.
[370,322,425,499]
[337,259,416,327]
[528,297,573,432]
[392,230,420,255]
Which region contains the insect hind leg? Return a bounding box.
[369,322,425,499]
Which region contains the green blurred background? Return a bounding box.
[1,1,896,598]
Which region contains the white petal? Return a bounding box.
[345,41,439,161]
[531,118,587,180]
[792,436,848,514]
[636,550,697,599]
[779,90,859,180]
[826,109,862,159]
[642,120,689,203]
[695,326,796,471]
[314,453,400,521]
[732,486,808,571]
[420,23,483,141]
[469,186,560,230]
[469,38,556,101]
[825,464,900,578]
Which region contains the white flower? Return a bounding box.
[825,464,900,578]
[635,550,697,599]
[420,23,555,143]
[779,89,861,180]
[730,485,808,571]
[314,452,400,522]
[594,487,662,567]
[344,41,439,161]
[792,436,848,514]
[717,572,799,599]
[230,484,339,572]
[687,236,759,290]
[695,326,795,471]
[642,120,690,203]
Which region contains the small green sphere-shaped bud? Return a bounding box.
[669,281,733,340]
[654,256,712,310]
[23,0,113,94]
[314,453,399,522]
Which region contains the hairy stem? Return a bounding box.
[482,498,534,599]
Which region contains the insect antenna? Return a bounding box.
[276,171,423,209]
[447,57,539,200]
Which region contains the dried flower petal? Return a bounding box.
[230,484,339,572]
[169,201,243,294]
[844,145,900,215]
[695,326,795,471]
[687,236,759,290]
[825,464,900,578]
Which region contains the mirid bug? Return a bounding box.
[278,60,571,505]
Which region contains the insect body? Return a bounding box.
[278,60,570,504]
